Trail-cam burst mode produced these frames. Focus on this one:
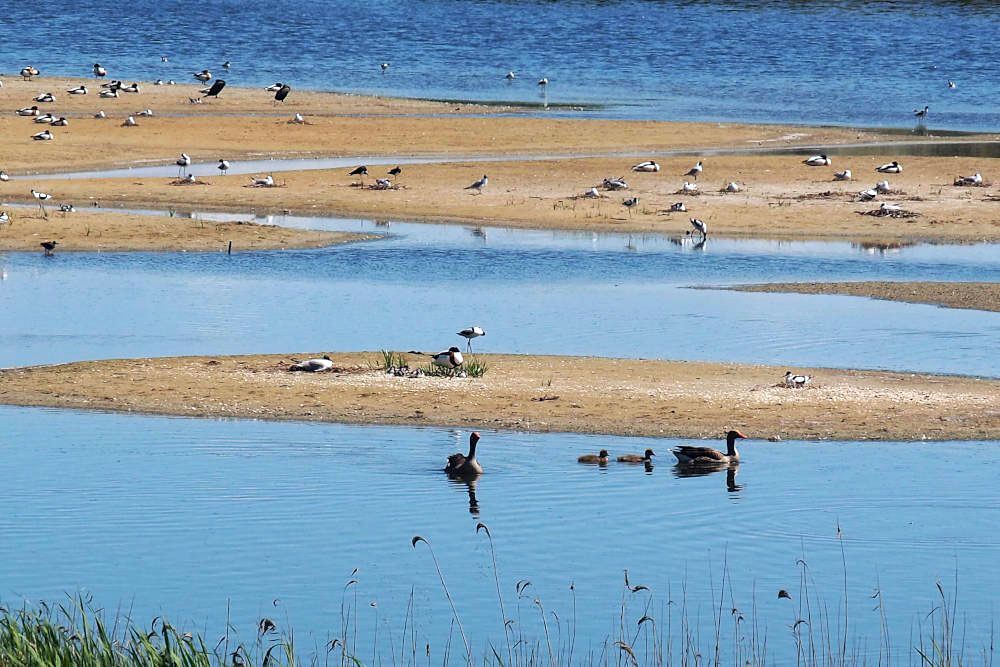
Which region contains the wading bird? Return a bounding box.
[689,217,707,237]
[683,160,703,179]
[93,63,106,77]
[465,174,488,194]
[200,79,226,100]
[457,326,485,352]
[784,371,811,388]
[40,240,58,255]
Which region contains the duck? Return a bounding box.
[34,113,56,124]
[672,430,747,465]
[432,346,464,369]
[67,85,88,95]
[33,92,55,103]
[289,355,334,372]
[99,89,120,99]
[784,371,810,388]
[602,177,628,191]
[802,154,831,167]
[669,202,686,212]
[578,449,610,464]
[31,129,54,140]
[505,71,516,80]
[681,181,698,193]
[875,161,902,174]
[122,82,140,94]
[631,160,660,173]
[444,432,483,477]
[380,62,390,72]
[582,187,600,198]
[137,109,154,117]
[265,82,285,92]
[17,106,40,116]
[879,202,903,214]
[49,117,69,127]
[121,115,137,127]
[618,448,655,463]
[194,69,212,82]
[955,172,983,186]
[20,66,39,80]
[93,63,106,77]
[218,159,230,174]
[683,161,703,179]
[833,169,852,181]
[59,203,75,213]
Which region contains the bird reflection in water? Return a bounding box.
[672,462,742,492]
[446,476,481,517]
[468,226,488,241]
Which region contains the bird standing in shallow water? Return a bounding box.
[40,240,58,256]
[689,217,707,237]
[217,159,230,175]
[444,432,483,477]
[914,105,929,119]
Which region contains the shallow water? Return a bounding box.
[0,406,995,662]
[1,211,998,376]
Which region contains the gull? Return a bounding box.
[689,217,708,237]
[913,105,929,119]
[35,113,56,124]
[250,174,275,187]
[858,188,878,201]
[669,202,686,212]
[955,172,983,186]
[122,82,140,93]
[431,347,464,369]
[121,115,137,127]
[40,240,58,256]
[49,117,69,127]
[176,153,191,177]
[0,170,9,182]
[99,89,120,98]
[603,177,628,191]
[537,77,548,86]
[875,161,902,174]
[137,108,154,117]
[380,62,390,72]
[289,112,306,124]
[68,85,88,95]
[803,154,831,166]
[879,202,903,214]
[34,92,55,103]
[194,69,212,82]
[217,159,231,175]
[724,182,741,193]
[784,371,810,388]
[289,355,335,372]
[457,326,486,352]
[874,179,891,193]
[632,160,660,173]
[465,174,488,194]
[681,181,698,193]
[505,71,516,80]
[273,84,291,103]
[32,129,54,140]
[94,110,106,118]
[833,169,852,181]
[265,82,284,92]
[683,160,703,179]
[388,166,402,177]
[17,106,40,116]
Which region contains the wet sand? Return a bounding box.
[16,153,1000,243]
[1,353,996,441]
[726,281,1000,313]
[0,208,371,251]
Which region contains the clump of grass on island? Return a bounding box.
[372,349,488,378]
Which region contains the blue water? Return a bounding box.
[3,1,1000,131]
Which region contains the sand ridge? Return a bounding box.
[723,281,1000,313]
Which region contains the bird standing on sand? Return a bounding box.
[444,432,483,477]
[93,63,106,77]
[465,174,488,194]
[432,347,464,369]
[21,66,39,80]
[200,80,226,100]
[457,326,485,352]
[273,84,291,103]
[689,217,707,237]
[914,106,929,119]
[348,165,368,184]
[672,430,747,465]
[40,240,58,256]
[683,160,703,180]
[623,196,640,214]
[176,153,191,177]
[194,69,212,82]
[784,371,811,388]
[388,166,402,177]
[218,159,230,175]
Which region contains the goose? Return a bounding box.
[802,154,831,166]
[602,177,628,191]
[94,110,106,119]
[34,114,56,124]
[121,115,137,127]
[273,84,290,103]
[683,161,703,179]
[669,202,687,212]
[457,326,485,352]
[194,69,212,82]
[388,166,402,177]
[31,129,54,140]
[955,172,983,186]
[505,71,516,80]
[34,92,55,103]
[673,430,747,465]
[784,371,810,388]
[217,159,230,175]
[432,346,464,369]
[578,449,610,464]
[537,77,548,86]
[465,174,488,194]
[618,448,655,463]
[265,82,285,92]
[631,160,660,173]
[201,79,226,99]
[17,106,40,116]
[681,181,698,193]
[99,89,120,99]
[876,161,902,174]
[289,355,335,372]
[93,63,106,77]
[67,85,88,95]
[250,174,275,187]
[689,217,708,237]
[380,62,390,72]
[913,106,929,119]
[444,432,483,477]
[724,181,741,193]
[858,188,878,201]
[0,170,9,182]
[833,169,852,181]
[122,82,140,93]
[874,180,891,194]
[49,117,68,127]
[40,240,58,256]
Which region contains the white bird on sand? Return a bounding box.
[34,92,55,103]
[833,169,852,181]
[803,154,831,166]
[251,174,275,187]
[94,110,106,119]
[121,115,137,127]
[724,182,741,193]
[875,180,891,193]
[93,63,106,77]
[67,85,88,95]
[0,211,9,224]
[505,71,516,80]
[955,172,983,186]
[290,112,306,124]
[122,82,140,93]
[632,160,660,173]
[669,202,687,212]
[32,129,54,140]
[914,106,929,119]
[784,371,811,388]
[432,347,464,369]
[218,159,231,175]
[34,113,56,124]
[582,187,601,198]
[537,77,548,86]
[681,181,698,193]
[194,69,212,82]
[20,66,39,80]
[465,174,488,194]
[17,106,40,116]
[879,202,903,214]
[176,153,191,177]
[689,217,708,237]
[49,117,68,127]
[99,89,119,98]
[289,355,335,372]
[137,108,154,117]
[602,177,628,191]
[0,170,10,182]
[875,161,902,174]
[858,188,878,201]
[181,173,196,183]
[683,161,703,179]
[457,326,486,351]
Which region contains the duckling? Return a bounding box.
[577,449,610,464]
[617,448,655,463]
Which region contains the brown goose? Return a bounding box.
[444,432,483,477]
[672,430,747,465]
[577,449,610,464]
[617,448,655,463]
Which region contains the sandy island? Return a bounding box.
[723,281,1000,313]
[0,208,371,251]
[1,353,996,441]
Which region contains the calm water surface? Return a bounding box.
[2,1,999,131]
[0,407,996,662]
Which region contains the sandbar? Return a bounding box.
[724,281,1000,313]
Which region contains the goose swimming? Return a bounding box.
[444,432,483,477]
[618,448,655,464]
[578,449,610,465]
[673,430,747,465]
[289,355,335,372]
[876,161,902,174]
[803,154,831,166]
[631,160,660,173]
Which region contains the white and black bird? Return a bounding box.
[31,129,54,141]
[348,165,368,183]
[40,240,58,256]
[431,347,464,369]
[955,172,983,186]
[724,182,742,193]
[879,202,903,214]
[465,174,488,194]
[59,203,75,213]
[858,188,878,201]
[875,161,902,174]
[20,66,39,80]
[265,82,284,92]
[32,189,52,214]
[273,84,290,103]
[161,55,169,62]
[632,160,660,173]
[689,217,708,237]
[457,326,486,352]
[875,179,891,194]
[505,71,516,80]
[121,115,137,127]
[803,154,831,166]
[176,153,191,177]
[99,88,120,99]
[784,371,810,388]
[93,63,106,77]
[683,160,703,179]
[380,62,390,72]
[681,181,698,193]
[537,77,548,86]
[0,211,9,224]
[94,110,106,119]
[201,79,226,99]
[34,92,55,103]
[948,80,956,89]
[0,170,9,182]
[34,113,56,124]
[17,106,40,116]
[122,82,140,93]
[623,196,640,213]
[222,60,231,69]
[833,169,852,181]
[289,355,334,372]
[49,117,68,126]
[582,187,600,198]
[250,174,275,187]
[217,159,231,175]
[913,106,929,119]
[194,69,212,82]
[67,84,88,95]
[602,177,628,191]
[669,201,686,212]
[137,108,154,117]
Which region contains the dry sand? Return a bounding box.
[15,154,1000,243]
[0,207,371,251]
[1,353,997,441]
[726,281,1000,313]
